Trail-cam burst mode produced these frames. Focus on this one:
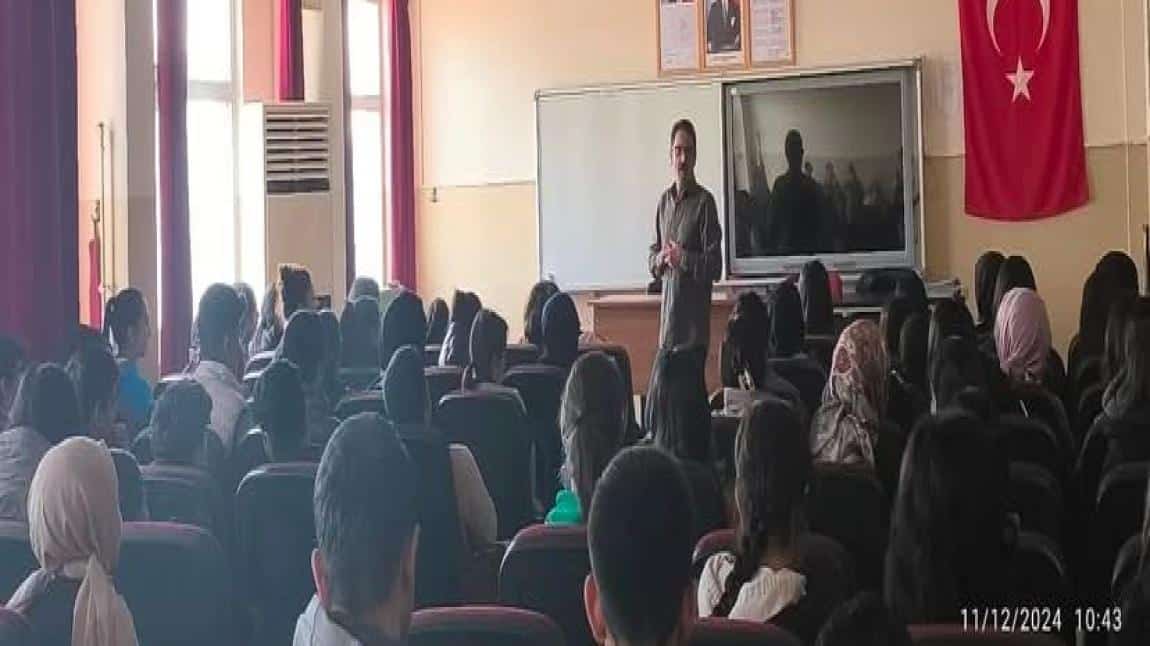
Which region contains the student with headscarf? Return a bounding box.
[460,310,527,411]
[380,290,427,372]
[425,298,449,346]
[539,293,582,371]
[7,437,139,646]
[522,281,560,347]
[0,364,83,521]
[720,292,801,417]
[973,251,1005,335]
[383,346,495,554]
[799,261,835,336]
[437,291,481,367]
[810,320,890,469]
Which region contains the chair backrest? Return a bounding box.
[502,364,568,506]
[246,350,276,375]
[242,370,261,396]
[499,524,590,646]
[909,624,1064,644]
[1014,385,1074,459]
[769,357,827,421]
[334,389,386,420]
[692,529,735,579]
[507,344,542,369]
[233,428,272,478]
[1092,461,1150,596]
[338,366,381,393]
[117,522,231,646]
[807,463,887,590]
[1075,416,1109,512]
[425,345,443,367]
[0,522,35,603]
[141,464,224,534]
[110,448,146,522]
[426,366,465,410]
[1012,532,1069,606]
[804,335,837,373]
[1076,382,1105,440]
[1112,534,1141,601]
[1006,462,1063,544]
[0,607,31,645]
[152,373,187,400]
[435,391,534,538]
[411,606,567,646]
[689,618,801,646]
[235,462,318,646]
[998,415,1064,478]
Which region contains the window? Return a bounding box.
[186,0,242,307]
[348,0,385,285]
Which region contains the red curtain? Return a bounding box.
[277,0,305,101]
[0,0,80,362]
[157,0,193,374]
[386,0,417,290]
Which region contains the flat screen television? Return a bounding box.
[723,62,924,278]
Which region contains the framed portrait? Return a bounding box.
[747,0,795,67]
[703,0,747,70]
[657,0,702,75]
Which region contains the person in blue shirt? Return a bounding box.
[103,288,153,435]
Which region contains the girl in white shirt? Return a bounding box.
[698,397,810,622]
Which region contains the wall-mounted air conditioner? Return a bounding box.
[240,102,345,305]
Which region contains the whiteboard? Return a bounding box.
[536,81,725,291]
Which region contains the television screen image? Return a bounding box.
[724,65,922,277]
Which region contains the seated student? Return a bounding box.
[279,310,339,446]
[539,292,583,372]
[931,336,993,417]
[815,592,912,646]
[810,320,890,469]
[251,283,283,357]
[993,288,1068,436]
[384,346,496,553]
[699,399,813,626]
[522,280,560,347]
[886,311,929,434]
[1070,252,1139,378]
[0,364,82,521]
[149,378,225,475]
[339,297,381,371]
[646,346,726,540]
[381,290,428,372]
[460,309,527,409]
[251,361,311,463]
[885,411,1014,623]
[880,297,917,370]
[348,275,382,302]
[66,345,123,447]
[546,352,627,526]
[103,288,153,434]
[769,282,808,361]
[584,446,697,646]
[319,310,343,406]
[1098,299,1150,472]
[439,290,481,367]
[927,298,976,367]
[252,264,317,355]
[0,336,25,425]
[235,281,259,358]
[294,415,420,646]
[191,284,250,453]
[973,251,1005,336]
[425,298,449,346]
[799,260,836,337]
[6,437,139,646]
[992,255,1038,319]
[720,292,802,417]
[1104,292,1139,385]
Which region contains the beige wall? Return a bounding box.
[244,0,277,102]
[411,0,1150,349]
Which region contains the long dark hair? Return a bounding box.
[103,288,146,357]
[339,297,380,369]
[279,264,314,321]
[880,297,916,368]
[800,261,835,336]
[712,398,809,618]
[1105,298,1150,417]
[560,352,626,510]
[1077,270,1113,361]
[540,293,581,369]
[255,284,283,350]
[462,309,509,390]
[769,282,805,358]
[927,298,975,367]
[723,292,769,390]
[524,281,560,347]
[426,298,449,345]
[992,255,1036,318]
[278,310,325,383]
[646,345,711,463]
[898,313,930,389]
[8,364,82,443]
[884,411,1009,623]
[974,251,1005,329]
[1096,251,1140,294]
[1105,292,1139,383]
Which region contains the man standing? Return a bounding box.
[649,119,722,351]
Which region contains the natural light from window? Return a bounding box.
[348,0,385,286]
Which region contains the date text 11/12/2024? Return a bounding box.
[960,607,1123,633]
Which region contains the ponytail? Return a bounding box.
[103,288,146,357]
[713,523,769,618]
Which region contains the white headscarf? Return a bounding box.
[7,437,138,646]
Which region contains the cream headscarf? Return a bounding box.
[7,437,138,646]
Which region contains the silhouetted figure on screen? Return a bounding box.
[824,162,847,253]
[768,130,821,255]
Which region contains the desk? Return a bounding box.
[589,294,733,395]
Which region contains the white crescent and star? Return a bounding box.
[987,0,1049,103]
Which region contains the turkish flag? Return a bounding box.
[959,0,1088,220]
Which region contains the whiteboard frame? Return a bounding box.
[534,58,926,292]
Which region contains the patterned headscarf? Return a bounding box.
[994,288,1051,384]
[811,320,889,467]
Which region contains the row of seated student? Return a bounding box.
[3,249,1150,644]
